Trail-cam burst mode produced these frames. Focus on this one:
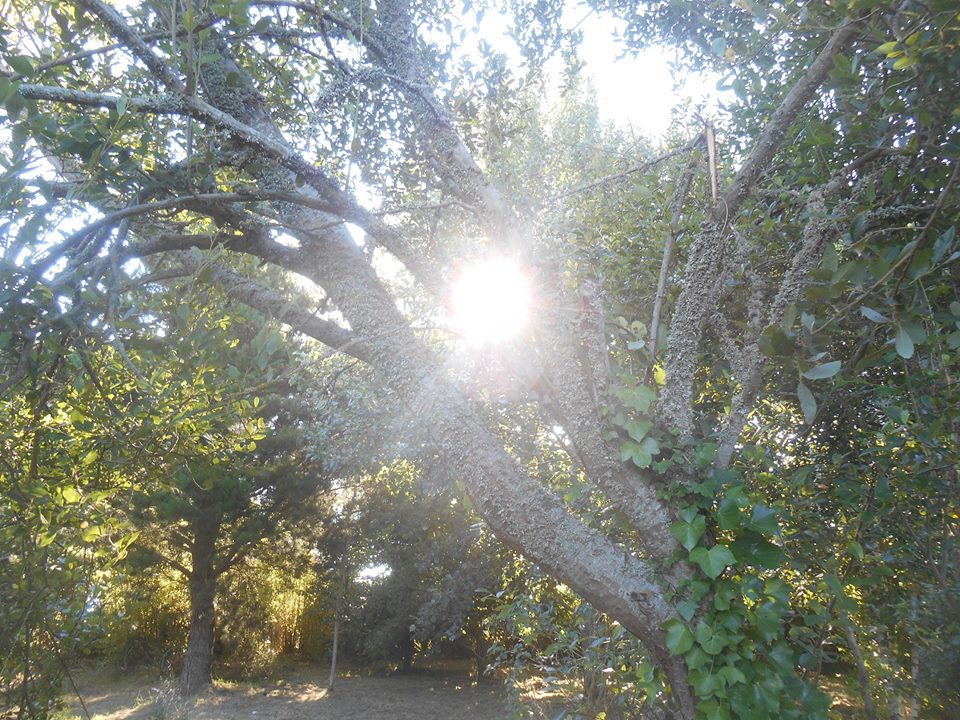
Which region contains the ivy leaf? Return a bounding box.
[620,437,660,468]
[614,384,656,413]
[802,360,841,380]
[690,545,737,579]
[797,381,817,423]
[664,619,694,655]
[894,325,914,358]
[748,505,779,536]
[685,646,710,670]
[671,515,706,551]
[624,418,652,442]
[720,665,747,686]
[716,496,743,531]
[731,534,786,569]
[677,598,698,622]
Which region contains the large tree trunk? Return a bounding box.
[179,514,220,696]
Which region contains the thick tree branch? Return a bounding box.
[715,19,861,221]
[659,19,860,434]
[168,251,373,364]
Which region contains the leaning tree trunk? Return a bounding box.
[179,515,220,696]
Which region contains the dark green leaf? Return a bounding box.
[671,515,706,551]
[690,545,737,579]
[797,381,816,423]
[894,325,914,358]
[802,360,841,380]
[860,306,890,323]
[664,619,694,655]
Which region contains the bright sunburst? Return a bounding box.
[449,257,532,345]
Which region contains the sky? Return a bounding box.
[574,13,720,138]
[468,4,723,140]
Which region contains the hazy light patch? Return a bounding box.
[449,256,532,345]
[571,13,724,139]
[275,232,301,249]
[357,563,391,583]
[345,222,365,248]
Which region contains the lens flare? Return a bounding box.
[449,257,532,344]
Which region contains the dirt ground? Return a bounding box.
[56,663,541,720]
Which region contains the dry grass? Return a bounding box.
[55,661,521,720]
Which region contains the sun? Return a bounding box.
[449,257,532,345]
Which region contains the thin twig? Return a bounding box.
[646,144,702,382]
[548,141,700,203]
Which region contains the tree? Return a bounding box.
[112,282,329,695]
[2,1,957,717]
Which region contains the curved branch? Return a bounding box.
[170,251,374,363]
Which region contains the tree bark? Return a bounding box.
[841,612,878,720]
[179,514,220,696]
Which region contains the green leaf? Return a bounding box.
[664,619,694,655]
[802,360,841,380]
[671,515,706,551]
[690,669,724,697]
[860,306,890,323]
[847,540,865,561]
[796,381,817,423]
[695,621,727,655]
[894,325,914,358]
[685,645,710,670]
[624,418,652,442]
[690,545,737,579]
[748,505,779,536]
[61,486,82,504]
[716,496,743,531]
[620,436,659,468]
[677,598,698,622]
[615,384,656,413]
[5,55,34,75]
[731,535,785,569]
[781,303,797,333]
[720,665,747,686]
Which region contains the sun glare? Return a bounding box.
[450,257,532,345]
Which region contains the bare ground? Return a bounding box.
[56,663,545,720]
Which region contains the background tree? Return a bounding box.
[112,279,330,695]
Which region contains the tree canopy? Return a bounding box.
[1,1,958,718]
